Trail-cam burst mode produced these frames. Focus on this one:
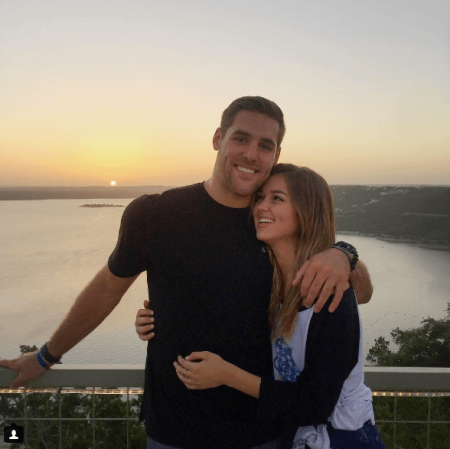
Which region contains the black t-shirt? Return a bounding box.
[108,183,281,448]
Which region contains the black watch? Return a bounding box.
[40,342,62,365]
[331,241,359,271]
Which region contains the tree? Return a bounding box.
[367,303,450,449]
[367,303,450,367]
[20,345,38,354]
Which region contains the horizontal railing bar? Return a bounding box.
[2,417,449,424]
[0,417,140,421]
[3,414,449,424]
[364,367,450,390]
[372,391,450,397]
[0,388,145,394]
[377,420,450,424]
[0,365,145,388]
[1,366,450,390]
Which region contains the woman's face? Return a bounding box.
[253,174,299,247]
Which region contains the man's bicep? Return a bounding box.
[99,264,141,297]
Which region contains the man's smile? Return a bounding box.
[236,165,257,174]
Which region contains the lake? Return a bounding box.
[1,199,449,364]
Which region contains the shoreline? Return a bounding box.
[337,231,450,252]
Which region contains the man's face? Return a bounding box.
[212,111,281,202]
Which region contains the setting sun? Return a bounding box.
[110,181,117,186]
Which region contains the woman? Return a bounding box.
[136,164,385,449]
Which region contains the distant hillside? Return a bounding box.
[333,185,450,250]
[0,185,172,200]
[1,184,449,250]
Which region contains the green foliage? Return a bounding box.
[1,390,147,448]
[368,304,450,447]
[332,185,450,248]
[20,344,38,354]
[367,303,450,367]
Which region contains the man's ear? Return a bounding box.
[274,146,281,164]
[212,128,222,151]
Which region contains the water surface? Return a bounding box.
[1,200,449,364]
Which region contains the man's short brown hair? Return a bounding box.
[220,96,286,146]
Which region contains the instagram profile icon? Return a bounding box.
[3,423,24,444]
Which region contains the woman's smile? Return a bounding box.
[253,174,299,247]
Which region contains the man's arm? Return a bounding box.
[349,260,372,305]
[292,248,373,313]
[0,265,138,388]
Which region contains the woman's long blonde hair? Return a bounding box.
[255,164,336,341]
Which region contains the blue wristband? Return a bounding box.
[36,351,50,368]
[40,342,61,364]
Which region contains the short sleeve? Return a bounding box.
[108,194,160,277]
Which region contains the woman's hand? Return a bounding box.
[135,300,155,341]
[173,351,231,390]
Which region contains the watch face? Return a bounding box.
[336,241,357,254]
[333,242,358,271]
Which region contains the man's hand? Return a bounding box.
[292,248,350,313]
[0,351,47,388]
[135,300,155,341]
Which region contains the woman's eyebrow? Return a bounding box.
[270,189,288,196]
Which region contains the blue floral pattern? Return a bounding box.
[273,337,301,382]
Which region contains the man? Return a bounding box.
[0,97,372,449]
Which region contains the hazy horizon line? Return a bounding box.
[1,184,450,189]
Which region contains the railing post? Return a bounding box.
[24,388,28,449]
[93,387,96,449]
[59,387,62,449]
[127,387,130,449]
[427,395,431,449]
[393,395,397,449]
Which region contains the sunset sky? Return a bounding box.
[1,0,449,186]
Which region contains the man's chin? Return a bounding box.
[228,178,262,198]
[230,183,260,198]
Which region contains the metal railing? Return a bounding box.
[1,366,450,449]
